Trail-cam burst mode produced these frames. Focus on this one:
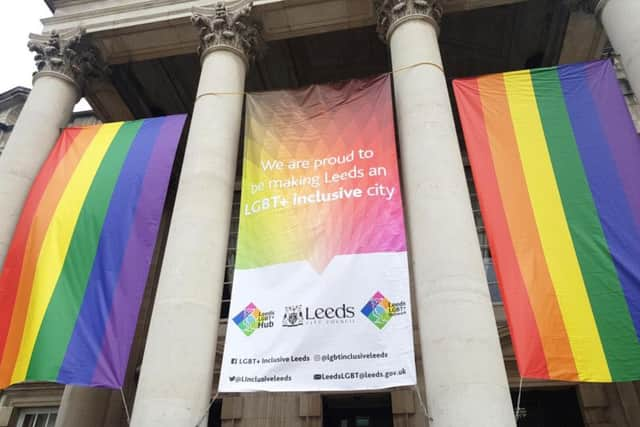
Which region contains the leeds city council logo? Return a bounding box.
[282,305,304,327]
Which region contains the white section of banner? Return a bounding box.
[218,251,416,392]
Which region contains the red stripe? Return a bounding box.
[0,129,80,357]
[453,78,549,379]
[0,127,99,388]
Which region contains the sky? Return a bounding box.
[1,0,90,111]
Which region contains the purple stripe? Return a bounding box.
[585,60,640,233]
[559,62,640,338]
[92,115,186,387]
[57,118,163,386]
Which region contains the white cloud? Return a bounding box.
[1,1,93,113]
[0,0,53,92]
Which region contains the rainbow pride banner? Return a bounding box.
[219,75,416,392]
[453,60,640,382]
[0,115,186,389]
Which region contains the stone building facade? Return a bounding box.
[0,1,639,426]
[609,53,640,132]
[0,87,99,158]
[0,88,30,157]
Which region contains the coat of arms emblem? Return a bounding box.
[282,305,303,327]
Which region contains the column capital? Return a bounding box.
[374,0,443,43]
[28,28,107,95]
[191,1,262,66]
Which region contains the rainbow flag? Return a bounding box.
[0,115,186,389]
[453,60,640,382]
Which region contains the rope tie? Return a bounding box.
[193,61,444,102]
[119,388,131,425]
[194,391,220,427]
[515,376,526,423]
[392,61,444,74]
[414,384,433,425]
[195,91,245,102]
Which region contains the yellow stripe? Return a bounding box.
[503,71,611,381]
[11,123,123,382]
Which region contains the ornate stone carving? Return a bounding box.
[375,0,443,42]
[28,28,107,91]
[191,1,262,64]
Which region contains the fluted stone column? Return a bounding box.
[11,31,116,427]
[375,1,515,426]
[597,0,640,97]
[54,387,113,427]
[0,29,103,267]
[130,3,260,426]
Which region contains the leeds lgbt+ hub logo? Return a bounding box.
[361,291,406,329]
[233,303,263,336]
[361,292,392,329]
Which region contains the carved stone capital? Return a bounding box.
[28,28,107,93]
[375,0,443,43]
[191,1,262,66]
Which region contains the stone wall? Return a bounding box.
[610,52,640,132]
[0,88,29,157]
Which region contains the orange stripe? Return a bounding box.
[453,78,549,378]
[0,126,98,386]
[0,129,79,357]
[477,74,578,380]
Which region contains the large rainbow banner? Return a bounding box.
[453,60,640,382]
[219,75,416,391]
[0,115,186,389]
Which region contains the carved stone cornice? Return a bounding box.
[28,28,107,93]
[191,1,262,66]
[375,0,443,42]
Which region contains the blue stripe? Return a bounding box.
[584,61,640,235]
[559,63,640,340]
[57,118,165,384]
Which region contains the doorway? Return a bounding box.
[323,393,393,427]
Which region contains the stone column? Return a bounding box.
[597,0,640,98]
[0,29,102,267]
[573,0,640,97]
[375,1,515,426]
[54,387,113,427]
[130,3,259,426]
[0,30,109,427]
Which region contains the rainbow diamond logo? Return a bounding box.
[361,291,393,329]
[233,303,263,336]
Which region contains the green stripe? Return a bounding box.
[531,68,640,381]
[26,121,142,380]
